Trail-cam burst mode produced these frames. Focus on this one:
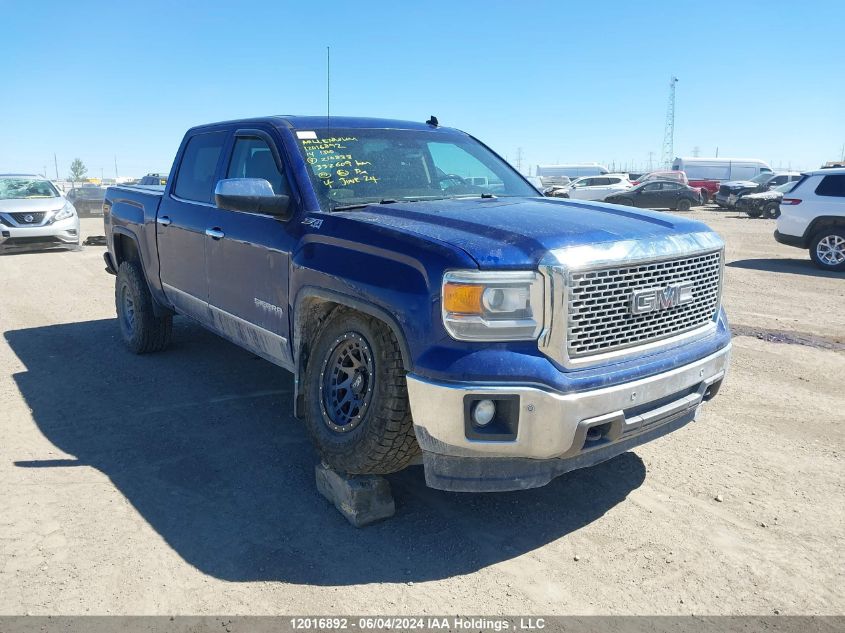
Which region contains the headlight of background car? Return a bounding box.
[442,270,544,341]
[53,202,76,222]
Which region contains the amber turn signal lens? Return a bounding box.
[443,283,483,314]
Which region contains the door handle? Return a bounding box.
[156,216,172,227]
[205,228,225,240]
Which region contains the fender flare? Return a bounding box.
[291,286,414,418]
[111,227,173,317]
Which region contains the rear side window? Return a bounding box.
[815,175,845,197]
[174,131,227,203]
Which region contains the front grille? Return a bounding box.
[10,212,46,224]
[718,185,731,196]
[566,251,721,358]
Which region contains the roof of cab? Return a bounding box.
[187,115,452,134]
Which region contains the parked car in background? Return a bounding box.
[554,174,631,201]
[138,173,168,185]
[672,157,773,182]
[536,163,608,180]
[605,180,701,211]
[775,168,845,271]
[0,174,80,252]
[633,170,706,203]
[737,181,798,219]
[66,186,106,216]
[539,175,571,190]
[714,172,803,209]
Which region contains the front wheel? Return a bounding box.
[115,261,173,353]
[810,229,845,272]
[745,206,762,218]
[303,308,420,474]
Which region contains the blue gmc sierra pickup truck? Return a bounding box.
[103,116,731,492]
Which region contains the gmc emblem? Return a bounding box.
[630,282,694,315]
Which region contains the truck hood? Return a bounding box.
[0,197,66,214]
[336,197,719,268]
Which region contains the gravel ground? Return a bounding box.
[0,210,842,616]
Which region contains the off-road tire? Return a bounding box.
[115,261,173,353]
[809,228,845,272]
[677,199,692,211]
[303,307,419,474]
[764,202,780,219]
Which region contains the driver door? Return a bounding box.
[205,128,297,369]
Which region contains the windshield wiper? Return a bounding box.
[332,199,397,212]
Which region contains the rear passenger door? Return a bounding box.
[157,130,227,321]
[205,128,297,369]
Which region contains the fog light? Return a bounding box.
[472,399,496,427]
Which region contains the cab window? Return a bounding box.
[226,136,289,196]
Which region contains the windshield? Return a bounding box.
[774,181,797,193]
[0,178,60,200]
[750,173,773,184]
[294,128,538,210]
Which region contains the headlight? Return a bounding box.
[442,270,544,341]
[53,202,76,221]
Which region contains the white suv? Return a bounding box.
[775,168,845,271]
[561,174,632,201]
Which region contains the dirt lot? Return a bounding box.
[0,209,842,616]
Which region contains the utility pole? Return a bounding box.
[692,146,701,157]
[114,155,119,179]
[515,147,524,173]
[660,76,678,169]
[54,154,59,180]
[648,151,654,171]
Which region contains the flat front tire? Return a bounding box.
[115,261,173,353]
[303,308,420,474]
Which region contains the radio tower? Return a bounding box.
[661,76,678,169]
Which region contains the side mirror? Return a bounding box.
[214,178,291,219]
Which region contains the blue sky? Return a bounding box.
[1,0,842,178]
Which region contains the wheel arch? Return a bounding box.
[111,227,173,318]
[805,216,845,241]
[291,287,413,418]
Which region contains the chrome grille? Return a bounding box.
[566,251,721,358]
[10,212,46,224]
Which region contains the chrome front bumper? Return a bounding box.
[406,344,731,491]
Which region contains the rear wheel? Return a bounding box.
[763,202,780,219]
[677,199,692,211]
[303,308,420,474]
[745,206,762,218]
[810,229,845,272]
[115,261,173,353]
